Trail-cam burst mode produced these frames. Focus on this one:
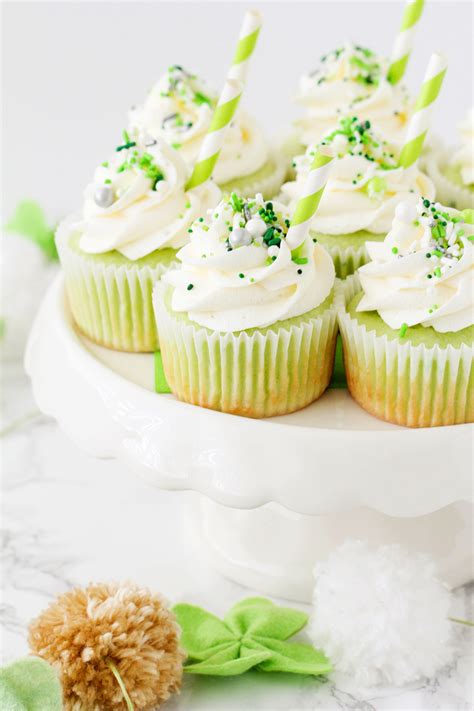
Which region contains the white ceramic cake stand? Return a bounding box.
[25,275,474,602]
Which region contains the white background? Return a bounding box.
[2,0,473,220]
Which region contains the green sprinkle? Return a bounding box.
[391,247,398,254]
[187,283,194,291]
[434,267,442,277]
[104,179,112,185]
[230,192,243,212]
[238,273,245,279]
[116,141,136,152]
[101,161,109,167]
[171,142,182,150]
[399,323,408,338]
[194,91,212,106]
[293,257,308,265]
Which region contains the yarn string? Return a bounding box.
[449,617,474,627]
[106,660,134,711]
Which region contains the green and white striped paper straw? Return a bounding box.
[285,151,334,250]
[228,9,263,83]
[186,78,243,191]
[398,53,447,169]
[388,0,425,85]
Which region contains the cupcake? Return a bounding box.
[339,198,474,427]
[290,43,412,156]
[57,134,220,352]
[153,193,337,418]
[280,116,434,278]
[424,108,474,210]
[129,65,286,199]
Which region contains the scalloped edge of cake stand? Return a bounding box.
[25,275,473,518]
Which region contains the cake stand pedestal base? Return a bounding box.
[192,499,473,602]
[25,277,474,603]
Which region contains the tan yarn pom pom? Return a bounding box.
[28,581,185,710]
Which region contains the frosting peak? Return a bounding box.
[308,44,383,89]
[357,198,474,333]
[295,42,411,147]
[129,65,268,184]
[130,66,216,151]
[76,134,221,260]
[281,117,434,235]
[163,193,335,332]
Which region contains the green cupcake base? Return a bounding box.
[153,285,338,418]
[338,276,474,427]
[312,230,385,279]
[219,152,287,200]
[57,222,177,352]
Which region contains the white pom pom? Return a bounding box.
[1,233,57,361]
[309,541,455,687]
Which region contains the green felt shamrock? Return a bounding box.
[173,597,332,677]
[5,201,58,261]
[0,656,62,711]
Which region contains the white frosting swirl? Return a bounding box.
[74,136,221,260]
[294,43,411,147]
[451,108,474,186]
[357,199,474,333]
[281,118,435,235]
[129,65,268,183]
[163,194,335,332]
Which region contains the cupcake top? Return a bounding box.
[73,134,221,260]
[357,198,474,333]
[162,193,335,332]
[294,43,411,148]
[129,65,269,184]
[281,116,434,235]
[450,108,474,187]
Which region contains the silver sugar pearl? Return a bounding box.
[94,184,115,208]
[246,217,267,239]
[229,227,253,248]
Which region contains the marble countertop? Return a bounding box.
[2,360,473,710]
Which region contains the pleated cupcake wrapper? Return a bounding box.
[221,151,288,200]
[57,224,177,352]
[424,148,474,210]
[322,240,370,280]
[338,275,474,427]
[153,284,339,418]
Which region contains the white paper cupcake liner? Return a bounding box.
[57,219,177,352]
[153,283,339,418]
[321,240,370,280]
[338,275,474,427]
[424,147,474,210]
